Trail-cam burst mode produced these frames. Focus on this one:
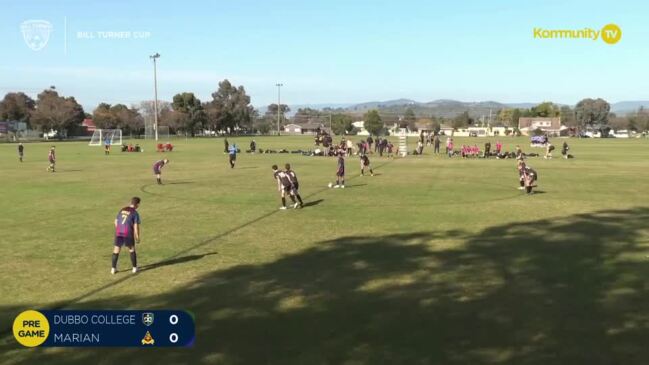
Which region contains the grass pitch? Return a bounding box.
[1,136,649,364]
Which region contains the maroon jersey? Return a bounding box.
[115,206,140,238]
[274,170,292,188]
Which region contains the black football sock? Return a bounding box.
[526,186,532,194]
[296,194,303,205]
[519,180,524,187]
[361,169,364,175]
[157,178,162,184]
[111,253,119,269]
[289,195,296,203]
[130,251,137,268]
[370,169,373,174]
[281,197,286,207]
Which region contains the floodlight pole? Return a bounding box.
[150,53,160,141]
[276,83,283,135]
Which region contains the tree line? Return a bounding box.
[0,79,257,137]
[2,86,647,137]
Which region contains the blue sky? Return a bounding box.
[1,0,647,110]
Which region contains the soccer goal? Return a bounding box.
[89,129,123,146]
[144,124,170,140]
[398,128,408,157]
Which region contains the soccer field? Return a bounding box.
[1,136,649,364]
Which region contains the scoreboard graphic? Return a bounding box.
[13,310,195,347]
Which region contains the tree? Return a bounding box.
[292,108,322,125]
[634,107,649,132]
[171,92,206,137]
[622,107,649,132]
[531,102,559,117]
[92,103,117,129]
[575,98,610,135]
[30,89,85,136]
[331,113,354,135]
[609,114,630,131]
[0,92,35,126]
[402,108,417,130]
[560,106,577,127]
[512,109,523,129]
[364,110,383,136]
[93,103,143,134]
[431,119,441,134]
[497,108,513,127]
[451,111,473,130]
[111,104,143,135]
[253,117,272,135]
[205,80,254,133]
[266,104,290,123]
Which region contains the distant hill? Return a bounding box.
[258,103,353,117]
[259,99,649,119]
[610,101,649,115]
[346,99,510,118]
[348,99,418,111]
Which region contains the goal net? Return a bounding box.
[144,124,170,140]
[89,129,123,146]
[398,128,408,157]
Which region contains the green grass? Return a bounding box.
[1,136,649,364]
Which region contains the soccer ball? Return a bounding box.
[328,182,333,188]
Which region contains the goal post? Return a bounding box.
[89,129,123,146]
[398,128,408,157]
[144,124,170,140]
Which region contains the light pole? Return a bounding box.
[276,83,283,135]
[150,53,160,141]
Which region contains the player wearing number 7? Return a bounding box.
[111,197,142,274]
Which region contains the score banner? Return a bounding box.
[13,310,195,347]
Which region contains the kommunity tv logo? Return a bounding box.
[533,23,621,44]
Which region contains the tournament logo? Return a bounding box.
[20,20,53,51]
[142,312,154,326]
[141,331,155,345]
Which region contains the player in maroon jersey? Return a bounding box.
[272,164,298,210]
[334,152,345,188]
[360,154,373,176]
[111,197,141,274]
[47,146,56,172]
[285,163,304,208]
[153,159,169,184]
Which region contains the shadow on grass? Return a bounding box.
[2,207,649,364]
[338,183,367,188]
[167,181,196,185]
[140,252,218,272]
[302,199,324,208]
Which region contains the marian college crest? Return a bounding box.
[142,312,154,326]
[20,19,53,51]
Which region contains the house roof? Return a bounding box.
[82,118,95,127]
[518,117,561,130]
[301,122,324,130]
